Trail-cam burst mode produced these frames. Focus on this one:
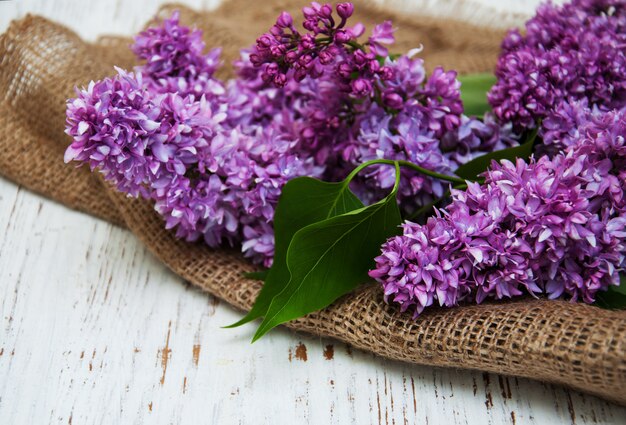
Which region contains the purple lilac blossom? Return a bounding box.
[67,5,518,265]
[370,107,626,317]
[336,50,518,210]
[488,0,626,140]
[67,30,324,266]
[250,2,394,98]
[132,11,225,99]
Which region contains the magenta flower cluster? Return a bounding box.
[370,106,626,317]
[249,5,517,211]
[131,11,224,99]
[488,0,626,146]
[251,2,395,99]
[65,13,323,266]
[65,4,518,265]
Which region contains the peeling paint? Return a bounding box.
[159,321,172,385]
[323,344,334,360]
[295,342,307,362]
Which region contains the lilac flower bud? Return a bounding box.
[319,3,333,19]
[337,62,353,78]
[303,19,318,32]
[265,62,279,76]
[294,68,308,81]
[318,49,334,64]
[334,29,352,43]
[273,73,287,87]
[276,11,293,28]
[336,3,354,19]
[368,59,380,72]
[379,66,394,81]
[270,44,287,57]
[302,5,317,19]
[257,34,273,48]
[298,54,314,69]
[382,90,404,109]
[285,51,298,64]
[269,25,283,36]
[351,50,373,68]
[350,78,373,96]
[249,53,262,66]
[300,34,316,50]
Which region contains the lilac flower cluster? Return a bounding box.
[246,7,516,210]
[488,0,626,142]
[337,51,516,210]
[370,107,626,317]
[66,4,519,265]
[66,15,323,266]
[132,11,225,99]
[251,2,396,99]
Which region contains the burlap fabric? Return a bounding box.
[1,0,625,405]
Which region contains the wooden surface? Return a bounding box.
[1,0,625,424]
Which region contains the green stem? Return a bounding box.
[344,159,467,186]
[391,161,401,195]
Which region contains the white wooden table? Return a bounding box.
[1,1,625,424]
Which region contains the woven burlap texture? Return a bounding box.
[1,0,625,405]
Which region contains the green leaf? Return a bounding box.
[252,178,402,341]
[454,131,536,181]
[615,274,626,295]
[594,275,626,310]
[225,177,364,328]
[243,270,269,281]
[458,73,497,117]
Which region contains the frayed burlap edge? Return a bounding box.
[0,0,625,405]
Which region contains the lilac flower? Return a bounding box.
[335,51,514,211]
[369,21,395,56]
[489,0,626,136]
[65,68,224,197]
[66,7,521,268]
[441,113,519,165]
[66,67,323,266]
[371,107,626,316]
[341,104,454,209]
[250,2,393,97]
[132,11,225,99]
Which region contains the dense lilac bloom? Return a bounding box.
[489,0,626,135]
[442,113,519,165]
[251,2,394,98]
[340,104,454,209]
[66,7,519,266]
[371,107,626,316]
[67,25,324,266]
[336,51,515,210]
[64,68,225,198]
[132,11,225,99]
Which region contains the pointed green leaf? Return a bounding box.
[594,275,626,310]
[225,177,364,328]
[243,270,269,281]
[454,131,536,181]
[458,73,496,117]
[252,189,402,341]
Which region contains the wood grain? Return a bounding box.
[0,0,624,423]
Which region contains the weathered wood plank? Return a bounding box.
[0,0,624,423]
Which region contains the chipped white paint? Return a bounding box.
[0,0,625,423]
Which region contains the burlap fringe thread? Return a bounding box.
[0,0,625,405]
